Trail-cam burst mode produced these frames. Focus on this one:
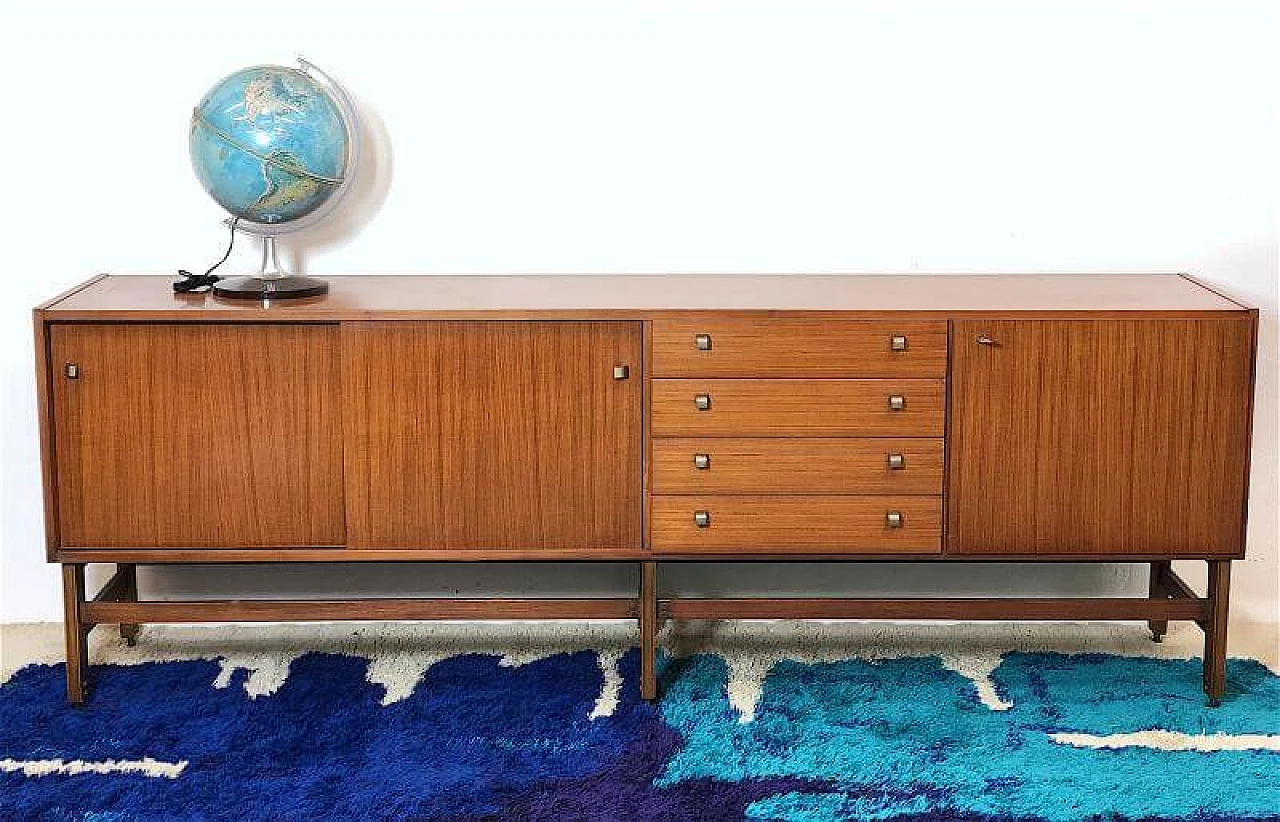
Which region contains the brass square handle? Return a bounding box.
[888,394,906,411]
[885,511,904,528]
[695,333,712,351]
[64,363,79,380]
[694,393,712,411]
[890,335,908,351]
[693,510,711,528]
[612,364,629,380]
[887,453,905,470]
[693,453,711,470]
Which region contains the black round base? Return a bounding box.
[212,276,329,300]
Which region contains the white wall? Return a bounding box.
[2,2,1276,656]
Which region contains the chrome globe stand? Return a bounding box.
[211,236,329,299]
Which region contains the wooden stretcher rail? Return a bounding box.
[659,596,1209,621]
[81,598,639,624]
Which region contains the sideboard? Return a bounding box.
[34,274,1258,706]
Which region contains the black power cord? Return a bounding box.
[173,217,241,293]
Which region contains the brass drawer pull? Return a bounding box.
[890,335,908,351]
[885,511,903,528]
[693,453,711,470]
[64,363,79,380]
[612,364,629,380]
[976,335,997,346]
[694,333,712,351]
[694,393,712,411]
[693,510,711,528]
[887,453,906,470]
[888,394,906,411]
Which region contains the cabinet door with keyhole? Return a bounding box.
[50,323,345,548]
[342,321,643,550]
[947,319,1255,556]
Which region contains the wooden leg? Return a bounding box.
[118,564,140,646]
[639,561,658,702]
[1203,560,1231,706]
[61,564,89,706]
[1148,560,1170,642]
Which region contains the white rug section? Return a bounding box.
[940,653,1013,711]
[0,619,1261,723]
[1050,730,1280,753]
[588,650,623,720]
[0,757,188,779]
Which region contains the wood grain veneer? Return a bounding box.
[50,324,344,548]
[34,319,59,559]
[947,318,1255,556]
[651,495,942,553]
[652,437,944,495]
[342,321,642,550]
[39,274,1246,320]
[651,319,947,377]
[36,274,1257,707]
[651,379,945,437]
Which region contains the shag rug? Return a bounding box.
[1,621,1279,821]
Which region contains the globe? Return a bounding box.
[190,64,350,226]
[187,60,360,299]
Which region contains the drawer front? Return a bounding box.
[651,379,945,436]
[652,319,947,378]
[652,437,944,494]
[651,495,942,553]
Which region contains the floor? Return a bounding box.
[4,618,1278,706]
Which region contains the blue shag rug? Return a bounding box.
[2,629,1279,821]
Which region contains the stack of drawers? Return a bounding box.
[648,319,947,553]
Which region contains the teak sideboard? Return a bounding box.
[34,274,1258,706]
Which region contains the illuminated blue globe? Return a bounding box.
[189,64,353,228]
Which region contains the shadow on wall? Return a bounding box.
[283,94,394,274]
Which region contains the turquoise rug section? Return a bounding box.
[660,652,1280,820]
[2,644,1278,820]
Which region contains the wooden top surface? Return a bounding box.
[38,273,1249,319]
